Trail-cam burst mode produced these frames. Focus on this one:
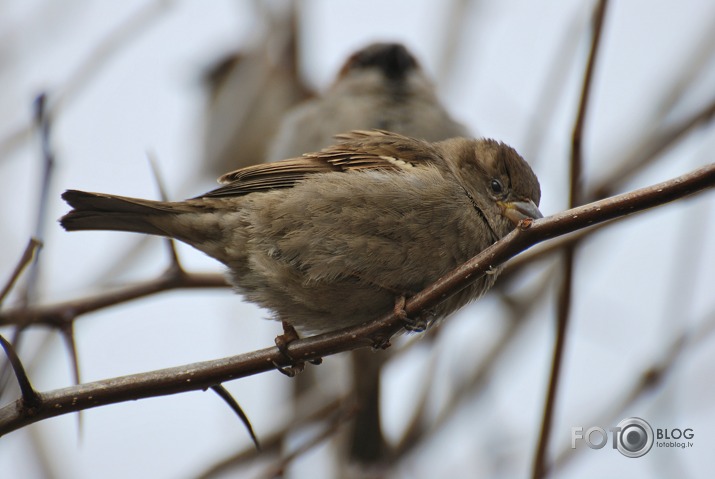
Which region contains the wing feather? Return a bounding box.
[200,130,439,198]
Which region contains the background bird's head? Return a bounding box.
[333,42,432,96]
[338,42,419,81]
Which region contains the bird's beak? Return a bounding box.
[498,199,543,225]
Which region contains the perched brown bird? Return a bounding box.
[266,42,473,468]
[60,130,541,334]
[267,42,469,161]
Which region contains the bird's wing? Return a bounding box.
[200,130,439,198]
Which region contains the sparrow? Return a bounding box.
[267,42,470,161]
[60,130,542,335]
[262,42,473,466]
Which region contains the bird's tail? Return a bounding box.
[60,190,184,237]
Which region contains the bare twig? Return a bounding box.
[32,93,55,238]
[533,2,609,477]
[0,238,42,306]
[19,93,56,307]
[0,270,227,328]
[0,161,712,437]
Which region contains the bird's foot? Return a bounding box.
[272,322,321,377]
[370,335,392,350]
[394,295,428,333]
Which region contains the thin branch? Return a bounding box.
[570,0,607,207]
[20,94,56,306]
[0,270,227,328]
[0,93,58,394]
[583,11,715,201]
[533,1,609,477]
[0,161,711,437]
[0,238,42,306]
[32,93,55,240]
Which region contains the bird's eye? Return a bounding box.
[490,179,504,195]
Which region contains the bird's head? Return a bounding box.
[439,138,542,240]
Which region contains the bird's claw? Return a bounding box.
[403,317,428,333]
[394,295,409,321]
[273,322,321,376]
[371,336,392,350]
[394,295,428,333]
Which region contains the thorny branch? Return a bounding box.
[0,269,227,328]
[0,160,713,437]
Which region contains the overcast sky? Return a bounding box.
[1,1,715,478]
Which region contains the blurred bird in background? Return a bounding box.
[268,42,469,161]
[258,41,472,476]
[201,4,310,177]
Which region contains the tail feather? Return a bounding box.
[60,190,177,236]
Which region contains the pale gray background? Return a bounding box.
[1,1,714,478]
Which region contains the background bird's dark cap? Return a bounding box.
[339,42,420,81]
